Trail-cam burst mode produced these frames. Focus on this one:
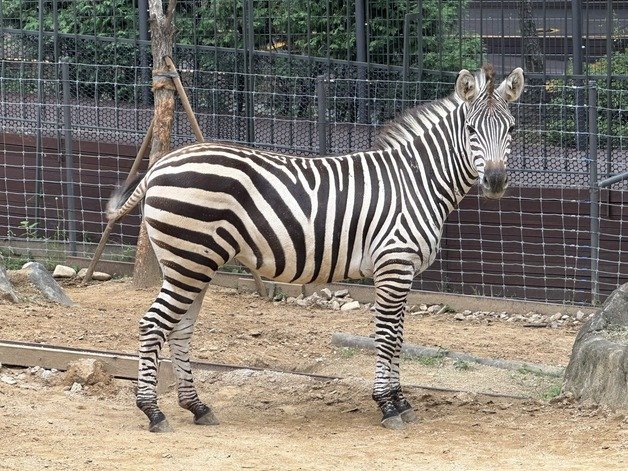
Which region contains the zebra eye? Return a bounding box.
[466,125,476,135]
[508,125,516,134]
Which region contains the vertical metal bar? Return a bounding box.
[355,0,367,124]
[402,12,422,104]
[243,0,255,145]
[572,0,586,151]
[316,75,328,156]
[138,0,150,107]
[402,14,411,104]
[61,59,76,256]
[588,81,599,305]
[605,0,612,179]
[34,0,45,237]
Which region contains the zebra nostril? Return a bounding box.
[482,175,490,188]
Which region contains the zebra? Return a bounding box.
[107,64,524,432]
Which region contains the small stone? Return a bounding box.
[286,297,297,304]
[69,382,83,393]
[454,313,465,321]
[561,314,570,320]
[331,300,341,310]
[334,289,349,298]
[91,271,112,281]
[576,310,586,321]
[340,300,361,311]
[419,304,428,311]
[319,288,333,300]
[250,330,262,338]
[462,310,473,316]
[1,375,17,385]
[427,304,442,313]
[52,265,77,278]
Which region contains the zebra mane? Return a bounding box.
[373,95,459,150]
[374,65,497,150]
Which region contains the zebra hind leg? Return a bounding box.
[136,280,211,432]
[168,285,219,426]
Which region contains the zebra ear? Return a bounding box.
[455,69,478,103]
[497,67,525,102]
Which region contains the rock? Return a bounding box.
[331,300,341,310]
[52,265,77,278]
[1,374,17,385]
[454,313,465,321]
[563,283,628,410]
[77,268,111,281]
[319,288,333,300]
[69,382,83,393]
[18,262,73,306]
[576,310,586,321]
[436,305,449,315]
[93,272,112,281]
[334,289,349,298]
[340,300,361,311]
[427,304,442,313]
[0,264,19,303]
[62,359,112,387]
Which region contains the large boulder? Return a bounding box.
[562,283,628,410]
[0,264,19,303]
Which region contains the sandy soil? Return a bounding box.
[0,279,626,470]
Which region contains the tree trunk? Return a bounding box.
[133,0,177,289]
[519,0,544,73]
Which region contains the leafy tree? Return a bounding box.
[545,51,628,148]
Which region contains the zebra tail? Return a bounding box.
[106,173,148,222]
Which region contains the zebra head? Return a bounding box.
[455,65,525,199]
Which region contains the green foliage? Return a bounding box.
[3,0,481,108]
[337,347,360,359]
[2,0,138,99]
[402,349,448,367]
[545,51,628,148]
[541,384,562,401]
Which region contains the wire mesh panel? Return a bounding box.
[1,0,627,305]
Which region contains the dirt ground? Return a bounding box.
[0,279,626,470]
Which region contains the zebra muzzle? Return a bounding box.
[482,161,508,198]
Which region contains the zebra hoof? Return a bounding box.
[149,418,173,433]
[400,408,418,423]
[194,409,219,426]
[381,414,406,430]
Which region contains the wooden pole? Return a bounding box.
[82,121,154,284]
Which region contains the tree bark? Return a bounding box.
[519,0,544,73]
[133,0,177,289]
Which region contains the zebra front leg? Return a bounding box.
[371,260,415,429]
[136,281,208,432]
[389,308,417,423]
[168,286,219,426]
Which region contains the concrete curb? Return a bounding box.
[331,332,565,378]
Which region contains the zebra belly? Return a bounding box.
[235,248,370,285]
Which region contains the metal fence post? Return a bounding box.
[588,81,599,305]
[572,0,587,151]
[61,59,77,255]
[34,0,45,237]
[402,11,423,104]
[316,75,328,156]
[138,0,151,107]
[243,0,255,145]
[355,0,367,123]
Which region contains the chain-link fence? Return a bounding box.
[1,0,627,304]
